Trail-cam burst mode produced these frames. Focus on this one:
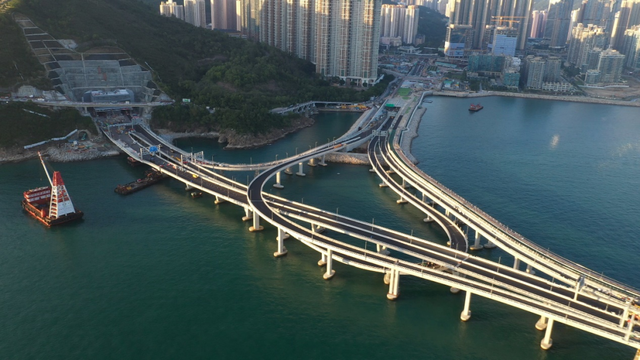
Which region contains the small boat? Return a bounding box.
[22,152,84,226]
[190,191,203,199]
[469,103,483,112]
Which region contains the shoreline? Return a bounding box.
[432,90,640,107]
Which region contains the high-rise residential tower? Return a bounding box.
[185,0,207,28]
[160,0,185,20]
[545,0,575,47]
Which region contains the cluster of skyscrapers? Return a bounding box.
[379,5,420,46]
[160,0,382,86]
[444,0,533,57]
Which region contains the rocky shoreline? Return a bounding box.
[154,116,316,150]
[0,140,121,165]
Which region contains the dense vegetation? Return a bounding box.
[417,7,447,49]
[0,102,95,148]
[2,0,391,135]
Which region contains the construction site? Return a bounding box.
[15,14,163,104]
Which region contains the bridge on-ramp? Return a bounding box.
[102,98,640,358]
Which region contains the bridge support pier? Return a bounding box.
[620,302,631,327]
[423,215,434,223]
[242,208,253,222]
[387,269,399,300]
[214,196,226,205]
[470,231,483,251]
[376,244,390,255]
[369,168,376,173]
[308,158,317,167]
[384,272,391,285]
[284,167,293,175]
[402,178,411,189]
[634,349,640,360]
[318,253,327,267]
[296,162,306,177]
[513,257,521,270]
[273,172,284,189]
[319,155,327,166]
[526,264,535,274]
[535,316,548,331]
[274,228,288,257]
[397,195,408,204]
[185,184,193,191]
[249,212,263,232]
[323,249,335,280]
[540,319,554,350]
[379,182,388,188]
[460,291,472,321]
[484,239,497,249]
[311,224,325,234]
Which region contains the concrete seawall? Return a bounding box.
[432,91,640,107]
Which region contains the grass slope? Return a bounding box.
[0,102,95,148]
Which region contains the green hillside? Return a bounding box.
[0,102,95,148]
[2,0,391,135]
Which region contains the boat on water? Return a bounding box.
[114,169,167,195]
[469,103,483,112]
[190,191,203,199]
[22,152,84,227]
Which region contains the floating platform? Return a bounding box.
[115,169,167,195]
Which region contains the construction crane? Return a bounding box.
[491,16,526,27]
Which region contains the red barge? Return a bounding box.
[22,153,84,226]
[469,103,483,112]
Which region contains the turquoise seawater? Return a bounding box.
[0,103,638,359]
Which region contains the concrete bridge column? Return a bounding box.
[387,269,399,300]
[318,253,327,266]
[625,316,635,341]
[634,349,640,360]
[376,244,390,255]
[273,172,284,189]
[379,181,388,188]
[535,316,548,331]
[308,158,317,167]
[185,184,193,191]
[526,264,535,274]
[513,257,521,270]
[249,212,263,232]
[620,302,631,327]
[460,291,472,321]
[323,249,335,280]
[284,167,293,175]
[296,162,306,177]
[274,228,288,257]
[470,230,483,251]
[214,196,225,205]
[484,240,497,249]
[540,319,554,350]
[423,215,434,223]
[311,224,325,234]
[242,207,253,222]
[402,178,411,189]
[319,155,327,166]
[397,194,408,204]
